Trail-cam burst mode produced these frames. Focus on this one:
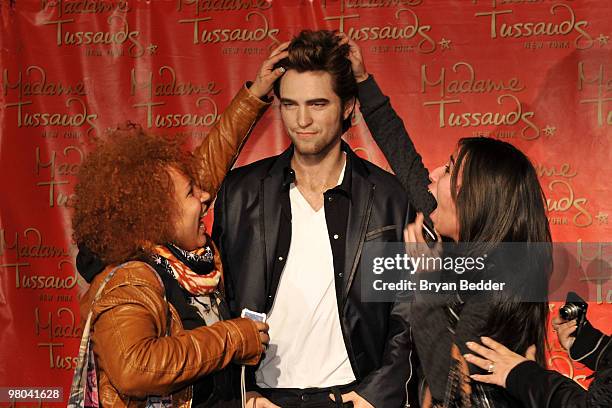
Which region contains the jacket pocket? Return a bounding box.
[365,224,398,241]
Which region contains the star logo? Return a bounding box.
[542,125,556,137]
[147,44,158,55]
[596,34,609,47]
[595,212,608,224]
[438,38,451,50]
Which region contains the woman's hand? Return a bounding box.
[254,321,270,349]
[464,336,536,388]
[249,42,290,99]
[338,33,369,83]
[552,316,577,351]
[245,392,280,408]
[404,213,442,270]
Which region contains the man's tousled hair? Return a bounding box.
[273,30,356,132]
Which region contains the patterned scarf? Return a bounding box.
[151,241,221,296]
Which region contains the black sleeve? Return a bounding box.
[506,338,612,408]
[569,321,612,372]
[506,360,589,408]
[76,244,106,283]
[357,75,436,214]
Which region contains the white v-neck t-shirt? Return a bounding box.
[255,161,355,388]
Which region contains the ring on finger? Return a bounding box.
[487,362,495,373]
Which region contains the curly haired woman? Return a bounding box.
[72,44,288,408]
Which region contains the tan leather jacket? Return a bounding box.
[80,84,270,408]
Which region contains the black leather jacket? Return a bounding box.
[212,142,417,408]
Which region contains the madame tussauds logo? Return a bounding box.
[473,2,594,49]
[176,0,272,14]
[346,8,435,51]
[536,163,593,228]
[131,66,222,128]
[3,67,98,135]
[177,0,278,44]
[40,0,130,17]
[421,62,540,139]
[344,0,423,8]
[578,62,612,127]
[131,66,221,97]
[178,11,279,44]
[42,14,146,57]
[322,1,438,53]
[0,228,70,259]
[3,66,88,98]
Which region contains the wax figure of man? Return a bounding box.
[212,30,418,408]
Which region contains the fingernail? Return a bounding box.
[278,67,285,73]
[466,342,474,347]
[463,354,470,359]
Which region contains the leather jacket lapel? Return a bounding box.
[342,167,375,307]
[261,146,293,303]
[261,175,283,300]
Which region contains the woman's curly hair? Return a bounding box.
[72,124,195,265]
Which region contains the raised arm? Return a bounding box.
[193,43,288,197]
[342,35,435,215]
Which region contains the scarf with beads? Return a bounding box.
[150,241,220,295]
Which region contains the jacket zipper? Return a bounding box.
[404,327,414,407]
[477,384,493,408]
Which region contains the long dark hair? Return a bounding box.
[452,137,551,366]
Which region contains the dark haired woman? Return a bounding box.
[72,44,288,408]
[345,37,551,407]
[404,137,551,407]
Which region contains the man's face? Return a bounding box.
[279,70,353,158]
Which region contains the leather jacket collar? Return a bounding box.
[267,140,370,195]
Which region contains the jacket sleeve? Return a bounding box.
[192,83,270,198]
[569,321,611,371]
[357,75,435,214]
[90,265,263,398]
[506,361,589,408]
[505,321,612,408]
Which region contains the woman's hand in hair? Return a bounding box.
[404,212,442,271]
[464,336,537,388]
[249,41,290,99]
[338,33,369,83]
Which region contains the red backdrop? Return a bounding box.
[1,0,610,405]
